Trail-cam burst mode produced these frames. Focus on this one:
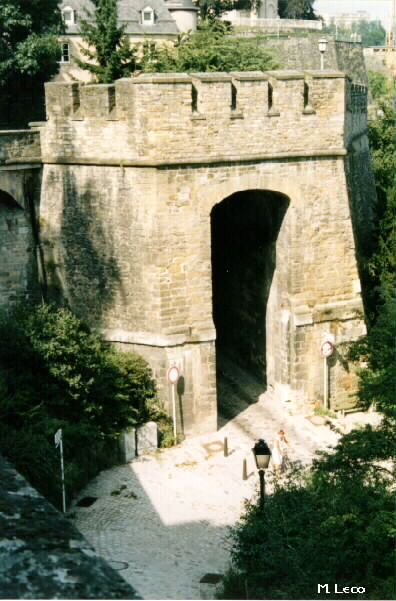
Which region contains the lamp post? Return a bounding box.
[318,38,328,71]
[252,439,271,510]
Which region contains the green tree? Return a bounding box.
[322,20,386,45]
[0,303,158,434]
[0,0,62,87]
[0,0,63,125]
[346,95,395,434]
[278,0,317,20]
[142,22,277,72]
[76,0,139,82]
[352,20,386,46]
[368,100,395,202]
[0,303,166,506]
[368,70,393,102]
[365,91,395,319]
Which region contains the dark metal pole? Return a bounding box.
[224,437,228,457]
[259,469,265,509]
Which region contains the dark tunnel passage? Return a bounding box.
[211,189,289,390]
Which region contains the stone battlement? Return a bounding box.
[43,71,366,165]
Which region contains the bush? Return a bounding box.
[220,459,395,600]
[314,405,337,418]
[141,21,277,73]
[0,303,164,507]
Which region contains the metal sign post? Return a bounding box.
[54,428,66,513]
[321,338,334,410]
[167,365,180,440]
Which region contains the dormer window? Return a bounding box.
[62,6,76,25]
[142,6,155,25]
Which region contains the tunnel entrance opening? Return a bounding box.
[211,190,289,410]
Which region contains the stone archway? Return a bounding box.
[210,189,290,415]
[0,189,36,308]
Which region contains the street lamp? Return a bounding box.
[318,38,328,71]
[252,439,271,509]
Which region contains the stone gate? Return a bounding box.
[0,70,376,435]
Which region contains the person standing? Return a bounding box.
[271,429,289,474]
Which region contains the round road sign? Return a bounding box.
[167,365,179,384]
[321,340,334,357]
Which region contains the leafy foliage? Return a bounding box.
[76,0,139,82]
[368,100,395,212]
[0,0,62,87]
[323,20,386,46]
[77,5,276,81]
[142,22,277,73]
[220,457,394,600]
[351,20,386,46]
[278,0,317,20]
[364,86,395,317]
[0,0,63,125]
[367,70,393,102]
[348,293,395,420]
[0,303,157,432]
[0,303,164,507]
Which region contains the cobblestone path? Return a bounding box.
[70,362,345,600]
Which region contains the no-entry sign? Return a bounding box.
[321,340,334,357]
[167,365,179,384]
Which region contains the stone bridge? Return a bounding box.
[0,128,42,306]
[0,71,376,435]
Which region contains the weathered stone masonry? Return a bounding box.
[0,70,375,435]
[0,130,42,308]
[0,454,139,599]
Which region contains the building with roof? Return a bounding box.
[57,0,198,81]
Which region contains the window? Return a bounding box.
[59,42,70,64]
[62,6,75,25]
[142,7,154,25]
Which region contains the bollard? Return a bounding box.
[224,437,228,457]
[242,458,248,480]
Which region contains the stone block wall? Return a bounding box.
[0,131,42,310]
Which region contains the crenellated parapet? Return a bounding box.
[43,71,357,165]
